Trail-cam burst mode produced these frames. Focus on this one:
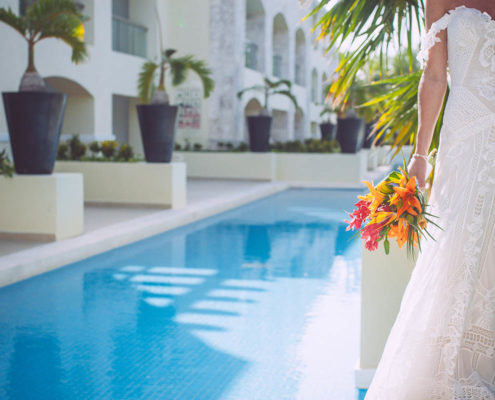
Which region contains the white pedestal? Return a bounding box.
[173,152,276,181]
[355,240,416,388]
[276,150,368,185]
[0,173,84,241]
[366,148,379,171]
[55,161,186,209]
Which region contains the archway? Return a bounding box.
[311,68,318,103]
[294,108,305,140]
[243,98,263,141]
[245,0,265,72]
[295,29,306,85]
[45,77,94,138]
[272,13,289,79]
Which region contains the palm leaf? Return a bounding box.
[0,7,27,38]
[185,57,215,98]
[169,55,189,87]
[271,89,299,109]
[237,85,266,98]
[138,61,159,104]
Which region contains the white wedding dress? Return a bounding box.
[364,5,495,400]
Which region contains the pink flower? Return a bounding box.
[345,200,372,231]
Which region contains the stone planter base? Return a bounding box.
[55,161,186,209]
[0,173,83,241]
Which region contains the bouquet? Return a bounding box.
[345,156,441,259]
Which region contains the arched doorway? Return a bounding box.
[45,77,94,138]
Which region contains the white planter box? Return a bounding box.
[366,148,379,171]
[173,151,276,181]
[0,173,83,241]
[275,150,368,186]
[355,240,417,389]
[55,161,186,209]
[377,145,390,166]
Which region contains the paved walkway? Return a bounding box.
[0,166,390,288]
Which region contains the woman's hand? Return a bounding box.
[407,156,428,190]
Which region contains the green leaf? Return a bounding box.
[138,61,159,104]
[384,237,390,255]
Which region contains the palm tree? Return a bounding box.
[306,1,442,157]
[237,77,299,115]
[138,49,215,104]
[0,0,87,91]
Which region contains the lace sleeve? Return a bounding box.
[416,12,451,69]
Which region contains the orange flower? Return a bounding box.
[388,219,409,248]
[389,175,422,219]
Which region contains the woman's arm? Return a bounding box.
[408,0,449,189]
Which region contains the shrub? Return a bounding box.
[236,142,249,152]
[193,143,202,151]
[174,142,182,151]
[89,141,100,156]
[57,142,69,160]
[0,149,14,177]
[68,134,86,160]
[100,140,118,159]
[117,144,134,161]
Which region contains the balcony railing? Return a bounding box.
[112,16,147,58]
[245,42,259,70]
[273,54,283,78]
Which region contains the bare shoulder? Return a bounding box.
[424,0,452,28]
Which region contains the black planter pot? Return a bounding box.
[3,91,67,174]
[319,122,337,141]
[363,120,384,148]
[136,104,179,162]
[247,115,272,152]
[336,116,365,153]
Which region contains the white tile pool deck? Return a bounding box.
[0,166,390,288]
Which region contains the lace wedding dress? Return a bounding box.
[364,5,495,400]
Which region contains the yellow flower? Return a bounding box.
[358,180,384,216]
[74,23,85,40]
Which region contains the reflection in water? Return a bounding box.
[0,188,364,400]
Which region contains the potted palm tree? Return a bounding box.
[137,48,214,163]
[0,0,87,174]
[333,78,366,154]
[237,78,299,152]
[319,103,337,141]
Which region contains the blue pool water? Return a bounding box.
[0,188,367,400]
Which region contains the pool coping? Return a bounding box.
[0,181,290,288]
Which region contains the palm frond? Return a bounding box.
[166,52,214,98]
[185,57,215,98]
[237,85,266,98]
[169,56,189,87]
[138,61,159,104]
[271,89,299,109]
[163,48,177,59]
[264,77,291,89]
[0,7,27,38]
[26,0,87,63]
[308,0,424,112]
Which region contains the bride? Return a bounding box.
[364,1,495,399]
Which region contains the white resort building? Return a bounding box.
[0,0,337,156]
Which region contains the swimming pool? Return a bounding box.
[0,188,365,400]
